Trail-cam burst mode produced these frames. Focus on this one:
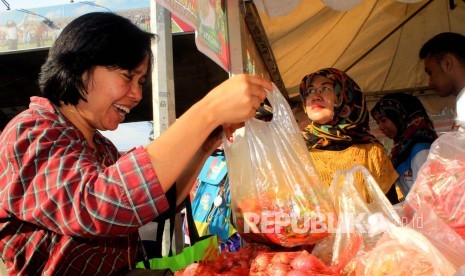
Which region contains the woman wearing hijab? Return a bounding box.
[300,68,399,203]
[370,93,438,198]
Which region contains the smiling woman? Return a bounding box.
[299,68,400,204]
[0,12,271,275]
[370,93,438,198]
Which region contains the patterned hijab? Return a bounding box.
[300,68,376,151]
[370,93,438,169]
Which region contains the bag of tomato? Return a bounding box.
[223,85,335,247]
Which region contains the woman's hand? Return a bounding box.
[203,74,272,126]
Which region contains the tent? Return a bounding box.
[254,0,464,98]
[249,0,464,134]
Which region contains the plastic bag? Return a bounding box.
[312,165,401,274]
[359,226,457,275]
[401,127,465,238]
[406,205,465,269]
[223,85,334,247]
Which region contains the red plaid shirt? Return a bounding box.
[0,97,169,275]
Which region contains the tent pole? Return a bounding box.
[242,1,289,99]
[150,0,183,256]
[227,0,245,75]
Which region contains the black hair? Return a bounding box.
[419,32,465,66]
[39,12,155,106]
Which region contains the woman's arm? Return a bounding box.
[145,74,270,195]
[174,127,222,206]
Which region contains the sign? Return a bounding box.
[156,0,230,72]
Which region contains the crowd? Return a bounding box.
[0,8,150,52]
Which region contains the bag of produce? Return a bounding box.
[357,226,456,275]
[312,165,401,274]
[406,205,465,269]
[401,127,465,238]
[223,84,334,247]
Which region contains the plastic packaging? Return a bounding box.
[402,127,465,238]
[223,84,334,247]
[406,205,465,269]
[359,226,456,276]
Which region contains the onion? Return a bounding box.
[290,250,333,274]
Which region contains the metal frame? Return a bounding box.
[242,1,288,100]
[150,0,183,255]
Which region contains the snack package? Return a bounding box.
[223,85,334,247]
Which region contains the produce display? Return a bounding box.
[175,243,270,276]
[176,127,465,275]
[175,246,339,276]
[249,250,335,275]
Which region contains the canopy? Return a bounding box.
[250,0,463,135]
[255,0,465,101]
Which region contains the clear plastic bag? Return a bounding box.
[402,127,465,238]
[223,84,334,247]
[406,205,465,269]
[312,165,401,274]
[359,226,457,276]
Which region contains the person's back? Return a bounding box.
[371,93,438,198]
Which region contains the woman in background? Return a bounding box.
[300,68,399,204]
[370,93,437,199]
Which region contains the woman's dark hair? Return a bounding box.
[39,12,155,106]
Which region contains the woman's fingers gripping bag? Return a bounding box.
[223,84,335,247]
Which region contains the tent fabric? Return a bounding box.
[255,0,465,99]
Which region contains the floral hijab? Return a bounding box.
[300,68,376,151]
[370,93,438,169]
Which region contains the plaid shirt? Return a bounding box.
[0,97,169,275]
